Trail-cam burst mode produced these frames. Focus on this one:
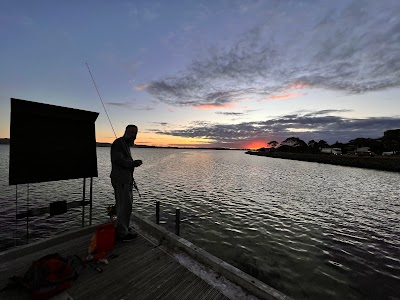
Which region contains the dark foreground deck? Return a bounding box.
[0,228,229,300]
[0,214,293,300]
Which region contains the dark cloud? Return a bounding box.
[145,0,400,107]
[107,102,131,108]
[189,120,212,126]
[107,102,155,111]
[150,122,169,126]
[151,110,400,145]
[215,111,245,116]
[304,109,353,116]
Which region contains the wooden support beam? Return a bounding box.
[16,200,91,219]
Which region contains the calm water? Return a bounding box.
[0,145,399,300]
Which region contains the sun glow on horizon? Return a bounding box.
[244,140,268,149]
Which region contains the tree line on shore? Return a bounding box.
[258,129,400,155]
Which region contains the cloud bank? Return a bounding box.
[150,110,400,147]
[144,0,400,107]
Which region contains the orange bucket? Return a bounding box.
[95,223,115,253]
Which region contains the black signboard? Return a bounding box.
[9,98,99,185]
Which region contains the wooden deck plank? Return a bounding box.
[0,230,230,300]
[151,268,197,300]
[71,238,160,296]
[96,252,177,299]
[142,267,201,300]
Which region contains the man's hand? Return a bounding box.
[133,160,143,167]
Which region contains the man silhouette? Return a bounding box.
[110,125,142,240]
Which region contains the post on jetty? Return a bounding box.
[156,201,160,225]
[175,208,180,236]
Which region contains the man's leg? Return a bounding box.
[113,183,133,238]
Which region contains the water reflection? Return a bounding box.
[0,145,399,300]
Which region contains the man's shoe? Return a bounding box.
[120,232,138,242]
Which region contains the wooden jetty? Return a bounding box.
[0,214,293,300]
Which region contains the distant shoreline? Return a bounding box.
[97,142,244,150]
[0,139,244,151]
[0,138,9,145]
[246,151,400,172]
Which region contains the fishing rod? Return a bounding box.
[86,62,142,198]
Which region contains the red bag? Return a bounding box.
[22,253,81,299]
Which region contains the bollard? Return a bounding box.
[156,201,160,225]
[175,208,180,236]
[89,177,93,225]
[82,178,86,227]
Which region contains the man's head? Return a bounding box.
[124,125,138,145]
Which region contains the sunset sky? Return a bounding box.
[1,0,400,149]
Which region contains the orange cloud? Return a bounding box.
[135,84,148,91]
[259,93,303,101]
[287,81,309,89]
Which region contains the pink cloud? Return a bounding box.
[192,103,238,110]
[287,81,310,89]
[135,84,149,91]
[259,93,303,101]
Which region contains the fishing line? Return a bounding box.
[86,63,117,139]
[86,62,142,198]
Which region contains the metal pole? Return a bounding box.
[26,183,29,243]
[15,185,18,246]
[89,177,93,225]
[156,201,160,225]
[175,208,180,236]
[82,178,86,227]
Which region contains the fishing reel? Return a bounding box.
[106,204,117,219]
